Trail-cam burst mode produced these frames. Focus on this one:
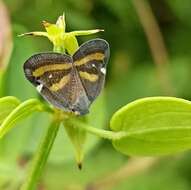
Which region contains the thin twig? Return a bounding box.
[69,118,127,140]
[132,0,174,95]
[86,157,158,190]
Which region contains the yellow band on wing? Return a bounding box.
[74,52,105,66]
[33,63,72,77]
[49,75,70,91]
[79,71,98,82]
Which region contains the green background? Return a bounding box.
[1,0,191,189]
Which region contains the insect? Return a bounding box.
[23,38,110,115]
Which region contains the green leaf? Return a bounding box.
[0,96,20,124]
[0,99,46,138]
[69,29,103,36]
[48,94,106,164]
[64,120,86,168]
[110,97,191,156]
[63,34,79,55]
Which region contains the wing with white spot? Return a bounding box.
[73,39,110,102]
[23,52,73,111]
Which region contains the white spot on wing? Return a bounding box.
[25,68,31,75]
[36,84,43,92]
[48,74,53,79]
[100,67,106,74]
[92,64,96,68]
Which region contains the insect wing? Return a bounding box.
[23,52,73,111]
[73,38,110,102]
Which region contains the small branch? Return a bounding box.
[69,118,127,140]
[86,157,158,190]
[132,0,174,95]
[20,117,60,190]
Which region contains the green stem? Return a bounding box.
[21,117,60,190]
[53,45,65,53]
[68,118,127,140]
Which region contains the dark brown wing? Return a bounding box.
[23,52,72,111]
[23,52,90,115]
[73,38,110,102]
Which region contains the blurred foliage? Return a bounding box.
[1,0,191,189]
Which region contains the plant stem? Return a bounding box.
[53,45,65,53]
[69,118,127,140]
[21,117,60,190]
[86,157,157,190]
[132,0,174,95]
